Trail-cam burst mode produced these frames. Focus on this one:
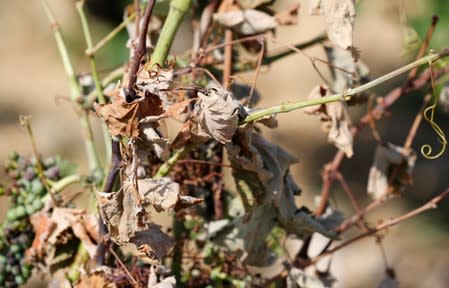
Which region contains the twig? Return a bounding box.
[76,0,111,160]
[246,39,265,107]
[242,48,449,124]
[97,139,122,265]
[223,29,233,89]
[127,0,156,99]
[86,13,136,56]
[311,187,449,263]
[40,0,102,173]
[109,245,140,287]
[403,94,432,148]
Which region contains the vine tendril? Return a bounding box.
[421,57,447,159]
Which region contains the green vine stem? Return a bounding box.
[41,0,102,173]
[76,0,112,162]
[148,0,193,67]
[154,145,194,178]
[242,48,449,124]
[50,174,82,194]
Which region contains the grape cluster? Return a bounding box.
[0,152,64,287]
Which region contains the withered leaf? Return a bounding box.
[140,122,170,161]
[367,142,416,200]
[27,208,99,272]
[136,68,174,109]
[96,185,174,261]
[136,177,203,212]
[309,0,355,50]
[305,85,354,157]
[151,276,176,288]
[214,9,277,35]
[324,45,370,93]
[75,269,117,288]
[192,89,241,144]
[327,101,353,158]
[96,88,164,138]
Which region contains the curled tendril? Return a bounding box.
[421,59,447,159]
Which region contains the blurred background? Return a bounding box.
[1,0,449,287]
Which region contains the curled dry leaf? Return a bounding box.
[219,129,336,266]
[75,268,117,288]
[96,186,173,261]
[136,177,203,212]
[367,142,417,200]
[136,68,175,109]
[305,85,354,157]
[192,88,241,144]
[309,0,356,50]
[27,208,99,272]
[214,9,277,35]
[95,88,164,138]
[151,276,176,288]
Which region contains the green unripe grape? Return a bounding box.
[21,265,31,279]
[15,206,26,219]
[0,255,6,264]
[8,152,19,161]
[10,244,20,254]
[31,179,44,195]
[25,193,36,205]
[14,275,24,285]
[32,200,43,213]
[25,205,34,216]
[5,264,11,273]
[6,210,16,222]
[11,266,20,276]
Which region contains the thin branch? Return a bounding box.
[311,187,449,263]
[40,0,101,173]
[127,0,156,98]
[76,0,111,160]
[86,13,136,56]
[223,29,233,89]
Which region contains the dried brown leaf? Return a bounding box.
[309,0,355,50]
[136,177,202,212]
[324,45,370,93]
[27,208,99,272]
[214,9,277,35]
[75,269,117,288]
[192,89,241,144]
[305,85,353,157]
[327,101,353,157]
[96,88,164,138]
[367,142,417,199]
